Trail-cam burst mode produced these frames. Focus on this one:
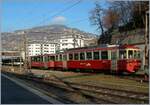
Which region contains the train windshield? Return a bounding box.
[134,50,141,59]
[128,50,133,59]
[119,50,127,59]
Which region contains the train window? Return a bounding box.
[34,57,37,61]
[40,57,43,62]
[74,53,79,60]
[59,54,62,61]
[86,52,92,60]
[37,57,40,62]
[48,56,51,61]
[134,50,137,58]
[69,53,73,60]
[56,55,58,61]
[119,50,126,59]
[63,55,67,61]
[93,51,99,60]
[31,57,35,61]
[45,56,49,62]
[134,50,141,59]
[111,51,117,60]
[128,50,133,59]
[80,52,85,60]
[101,51,108,59]
[137,51,140,58]
[50,56,55,61]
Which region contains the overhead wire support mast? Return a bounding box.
[23,31,31,74]
[144,11,149,73]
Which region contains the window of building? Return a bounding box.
[93,51,99,60]
[74,53,79,60]
[69,53,73,60]
[62,43,68,46]
[50,51,54,53]
[51,44,54,47]
[62,40,67,42]
[44,44,49,46]
[86,52,92,60]
[101,51,108,59]
[80,52,85,60]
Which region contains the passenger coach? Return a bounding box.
[30,44,141,73]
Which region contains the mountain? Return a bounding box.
[2,25,97,51]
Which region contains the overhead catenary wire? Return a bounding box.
[34,0,82,27]
[66,17,89,25]
[8,0,81,31]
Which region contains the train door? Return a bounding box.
[62,54,67,69]
[44,55,48,69]
[111,50,118,72]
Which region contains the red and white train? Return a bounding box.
[30,44,141,73]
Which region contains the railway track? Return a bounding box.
[3,71,148,104]
[42,77,149,104]
[2,65,148,82]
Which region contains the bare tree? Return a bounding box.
[103,9,119,30]
[89,2,104,39]
[109,1,133,30]
[132,1,149,28]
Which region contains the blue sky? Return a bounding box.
[2,0,109,34]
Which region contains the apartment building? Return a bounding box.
[27,43,56,56]
[55,36,84,52]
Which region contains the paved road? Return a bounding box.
[1,74,51,104]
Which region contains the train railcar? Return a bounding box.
[31,55,44,68]
[2,57,23,66]
[30,44,141,73]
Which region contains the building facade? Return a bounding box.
[27,43,56,56]
[55,36,85,52]
[27,35,97,56]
